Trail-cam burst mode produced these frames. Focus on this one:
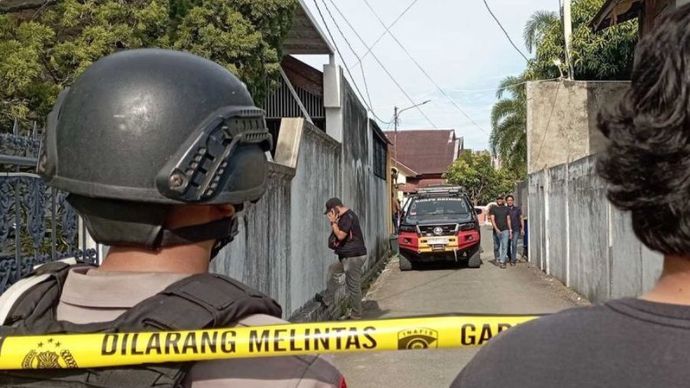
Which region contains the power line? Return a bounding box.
[318,0,375,109]
[351,0,422,67]
[447,78,560,93]
[311,0,392,125]
[323,0,437,128]
[360,0,487,133]
[482,0,530,63]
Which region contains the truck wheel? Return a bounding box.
[467,250,482,268]
[399,255,413,271]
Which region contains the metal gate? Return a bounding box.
[0,123,98,293]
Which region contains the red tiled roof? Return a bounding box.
[398,179,448,193]
[418,179,447,187]
[385,130,461,175]
[398,183,417,193]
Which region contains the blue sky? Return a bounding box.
[298,0,559,151]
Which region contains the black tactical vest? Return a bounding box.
[0,262,282,387]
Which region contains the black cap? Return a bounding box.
[324,197,343,214]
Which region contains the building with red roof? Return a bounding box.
[385,129,464,195]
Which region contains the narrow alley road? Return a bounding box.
[332,226,588,387]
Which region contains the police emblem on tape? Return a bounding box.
[22,338,78,369]
[397,328,438,350]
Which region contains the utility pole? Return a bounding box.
[393,106,399,169]
[392,101,429,168]
[394,106,399,133]
[563,0,574,80]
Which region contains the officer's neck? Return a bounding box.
[99,241,213,274]
[642,255,690,306]
[98,205,231,273]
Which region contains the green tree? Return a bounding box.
[523,10,559,53]
[0,0,297,129]
[524,0,637,80]
[444,152,515,206]
[489,0,638,177]
[490,75,527,178]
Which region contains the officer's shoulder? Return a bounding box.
[235,313,287,327]
[461,304,616,368]
[453,305,613,387]
[187,314,343,386]
[237,314,344,371]
[490,304,611,347]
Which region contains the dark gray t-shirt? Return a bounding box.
[333,209,367,259]
[452,298,690,388]
[489,205,510,231]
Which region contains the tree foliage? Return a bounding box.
[444,152,514,206]
[0,0,297,128]
[524,0,637,80]
[491,75,527,178]
[490,0,638,178]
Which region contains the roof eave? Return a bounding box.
[283,0,334,55]
[392,159,419,177]
[591,0,642,32]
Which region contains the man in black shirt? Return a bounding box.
[489,196,512,269]
[321,197,367,320]
[506,195,524,265]
[489,196,506,261]
[452,5,690,387]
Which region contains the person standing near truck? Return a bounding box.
[489,196,511,269]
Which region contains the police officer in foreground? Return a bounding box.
[453,5,690,387]
[0,49,344,387]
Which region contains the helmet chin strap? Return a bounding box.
[156,216,239,260]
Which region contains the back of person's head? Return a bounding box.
[597,4,690,255]
[38,49,272,256]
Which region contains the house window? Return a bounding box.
[373,136,387,180]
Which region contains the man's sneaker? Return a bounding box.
[510,261,517,266]
[500,263,506,269]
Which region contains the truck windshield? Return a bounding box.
[404,198,471,223]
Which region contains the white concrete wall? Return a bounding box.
[528,154,663,303]
[526,81,629,174]
[212,115,390,318]
[340,77,389,275]
[288,123,341,315]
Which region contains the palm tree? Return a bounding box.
[489,10,557,178]
[523,11,559,53]
[490,75,527,178]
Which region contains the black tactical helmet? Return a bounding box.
[38,49,272,251]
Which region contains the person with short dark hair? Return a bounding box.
[489,195,511,269]
[489,196,505,260]
[321,198,367,320]
[505,195,524,265]
[0,49,343,387]
[452,6,690,387]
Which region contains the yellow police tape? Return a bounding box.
[0,315,538,370]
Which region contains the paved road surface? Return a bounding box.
[332,226,587,387]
